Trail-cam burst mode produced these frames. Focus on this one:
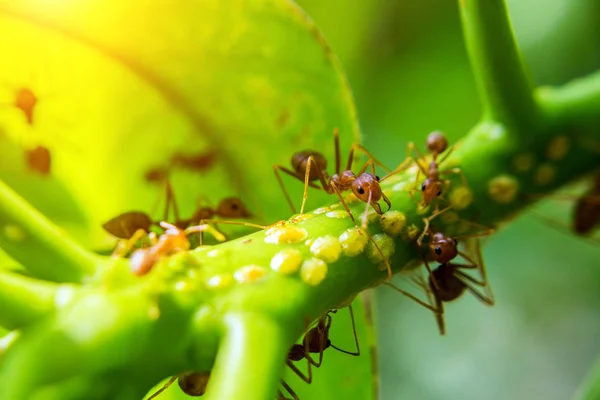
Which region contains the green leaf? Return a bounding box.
[0,0,359,251]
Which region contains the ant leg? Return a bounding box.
[273,165,324,214]
[334,127,341,176]
[185,224,227,242]
[361,191,373,230]
[441,167,469,189]
[409,272,446,335]
[286,359,312,384]
[146,376,178,400]
[273,165,300,214]
[305,314,329,368]
[382,282,440,313]
[299,156,331,214]
[330,183,393,279]
[436,143,456,164]
[330,304,360,356]
[347,143,392,173]
[280,380,299,400]
[422,256,440,292]
[416,205,454,246]
[455,272,495,305]
[112,229,148,257]
[198,219,268,231]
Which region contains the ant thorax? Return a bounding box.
[331,170,356,191]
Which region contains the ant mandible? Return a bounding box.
[147,371,210,399]
[280,306,360,400]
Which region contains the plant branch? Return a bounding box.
[537,69,600,124]
[0,271,76,330]
[459,0,540,133]
[0,180,99,283]
[204,312,289,400]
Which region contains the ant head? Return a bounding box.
[217,197,253,218]
[291,150,327,180]
[426,131,448,156]
[178,372,210,396]
[352,173,382,203]
[429,232,458,264]
[420,178,442,205]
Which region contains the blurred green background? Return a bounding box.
[1,0,600,399]
[295,0,600,399]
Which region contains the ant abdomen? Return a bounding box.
[178,372,210,396]
[573,193,600,235]
[430,264,465,302]
[291,150,327,180]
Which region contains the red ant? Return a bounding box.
[385,228,494,335]
[147,371,210,399]
[390,132,469,241]
[113,221,225,276]
[529,171,600,243]
[273,128,399,278]
[274,128,392,220]
[279,306,360,400]
[103,181,264,245]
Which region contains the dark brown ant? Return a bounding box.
[274,128,398,278]
[280,306,360,400]
[103,181,263,245]
[113,221,224,276]
[385,229,494,335]
[424,236,494,335]
[147,371,210,399]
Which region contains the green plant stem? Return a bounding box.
[0,271,72,330]
[0,180,98,283]
[459,0,540,133]
[537,69,600,123]
[204,312,288,400]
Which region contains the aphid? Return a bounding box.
[103,181,261,245]
[115,221,225,276]
[280,306,360,400]
[273,128,397,278]
[147,371,210,399]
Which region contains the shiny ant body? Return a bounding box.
[147,372,210,399]
[274,128,399,278]
[279,306,360,400]
[113,221,224,276]
[103,181,263,246]
[385,228,494,335]
[273,128,392,222]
